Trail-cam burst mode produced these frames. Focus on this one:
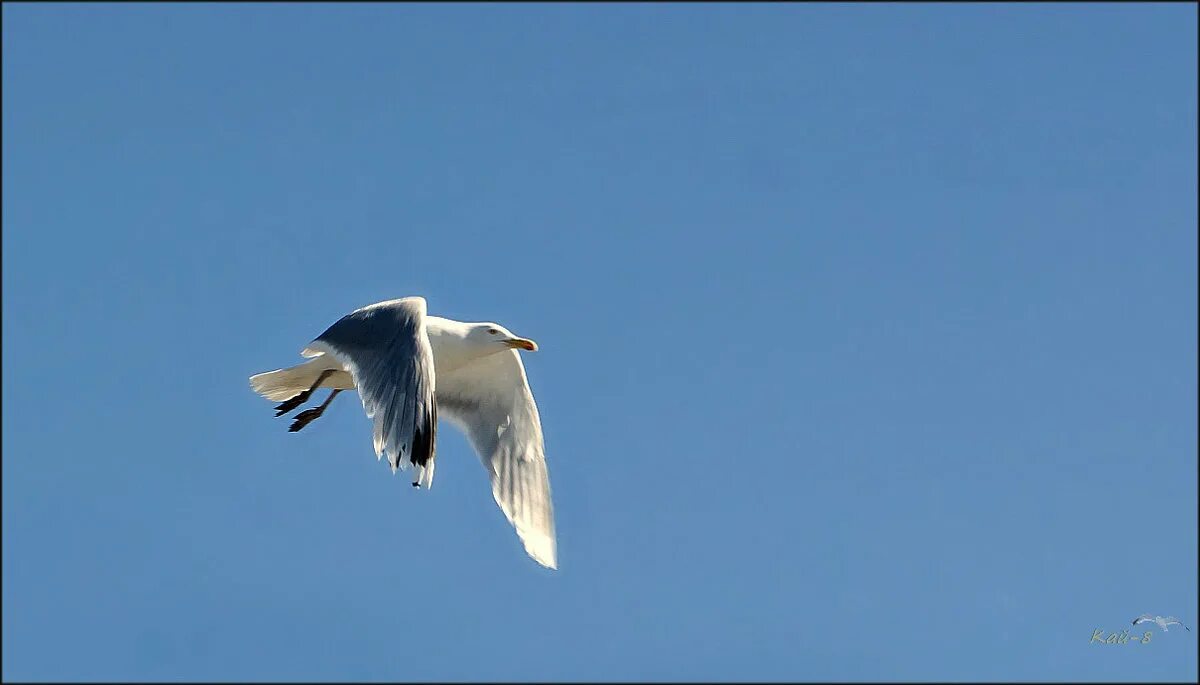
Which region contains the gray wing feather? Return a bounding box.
[306,297,438,487]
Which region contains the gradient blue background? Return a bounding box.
[3,3,1197,681]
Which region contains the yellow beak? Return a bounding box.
[505,337,538,352]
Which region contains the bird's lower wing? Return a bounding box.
[437,349,557,569]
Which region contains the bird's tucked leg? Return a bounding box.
[288,389,343,433]
[274,369,335,417]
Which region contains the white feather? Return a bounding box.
[436,346,557,570]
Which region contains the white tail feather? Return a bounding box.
[249,356,352,401]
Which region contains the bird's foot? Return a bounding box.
[288,406,325,432]
[274,370,335,417]
[274,392,311,417]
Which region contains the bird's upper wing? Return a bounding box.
[302,297,438,487]
[1132,614,1154,624]
[436,348,556,569]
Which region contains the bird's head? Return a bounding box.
[470,322,538,353]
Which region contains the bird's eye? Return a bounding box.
[488,328,498,335]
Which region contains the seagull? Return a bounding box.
[249,297,557,569]
[1132,614,1190,632]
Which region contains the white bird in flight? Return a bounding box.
[249,297,557,569]
[1132,614,1190,632]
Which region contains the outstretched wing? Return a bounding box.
[436,348,556,569]
[1162,617,1190,631]
[303,297,438,488]
[1132,614,1155,625]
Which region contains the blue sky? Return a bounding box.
[3,3,1196,681]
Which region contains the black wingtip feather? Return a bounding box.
[411,400,437,469]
